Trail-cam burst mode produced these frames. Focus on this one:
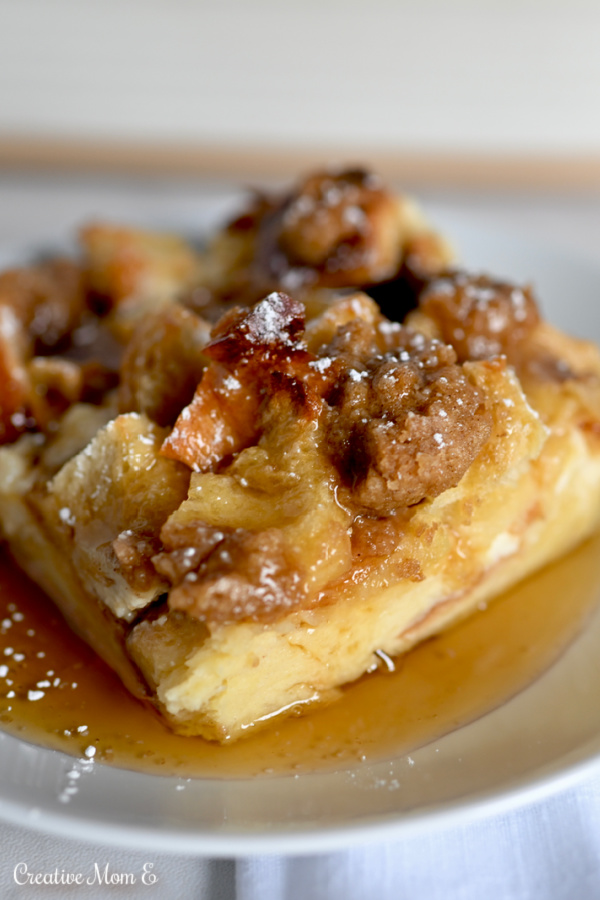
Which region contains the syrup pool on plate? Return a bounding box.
[1,532,600,779]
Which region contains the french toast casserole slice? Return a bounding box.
[1,168,600,742]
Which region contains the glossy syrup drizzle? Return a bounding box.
[1,532,600,779]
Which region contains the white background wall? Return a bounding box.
[1,0,599,156]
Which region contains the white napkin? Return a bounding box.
[237,773,600,900]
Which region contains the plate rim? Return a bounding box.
[1,731,600,856]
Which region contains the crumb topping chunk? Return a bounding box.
[153,520,305,623]
[261,168,402,288]
[419,270,540,365]
[0,259,86,352]
[322,319,492,515]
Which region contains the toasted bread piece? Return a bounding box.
[80,223,204,340]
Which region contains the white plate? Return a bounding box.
[2,214,600,856]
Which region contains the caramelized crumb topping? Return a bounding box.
[0,259,120,443]
[419,271,540,365]
[262,168,402,288]
[0,305,31,443]
[154,519,304,623]
[0,260,89,442]
[323,320,492,515]
[0,259,86,352]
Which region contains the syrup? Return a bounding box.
[1,532,600,779]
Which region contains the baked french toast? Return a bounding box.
[1,168,600,743]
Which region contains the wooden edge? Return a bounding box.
[1,137,600,189]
